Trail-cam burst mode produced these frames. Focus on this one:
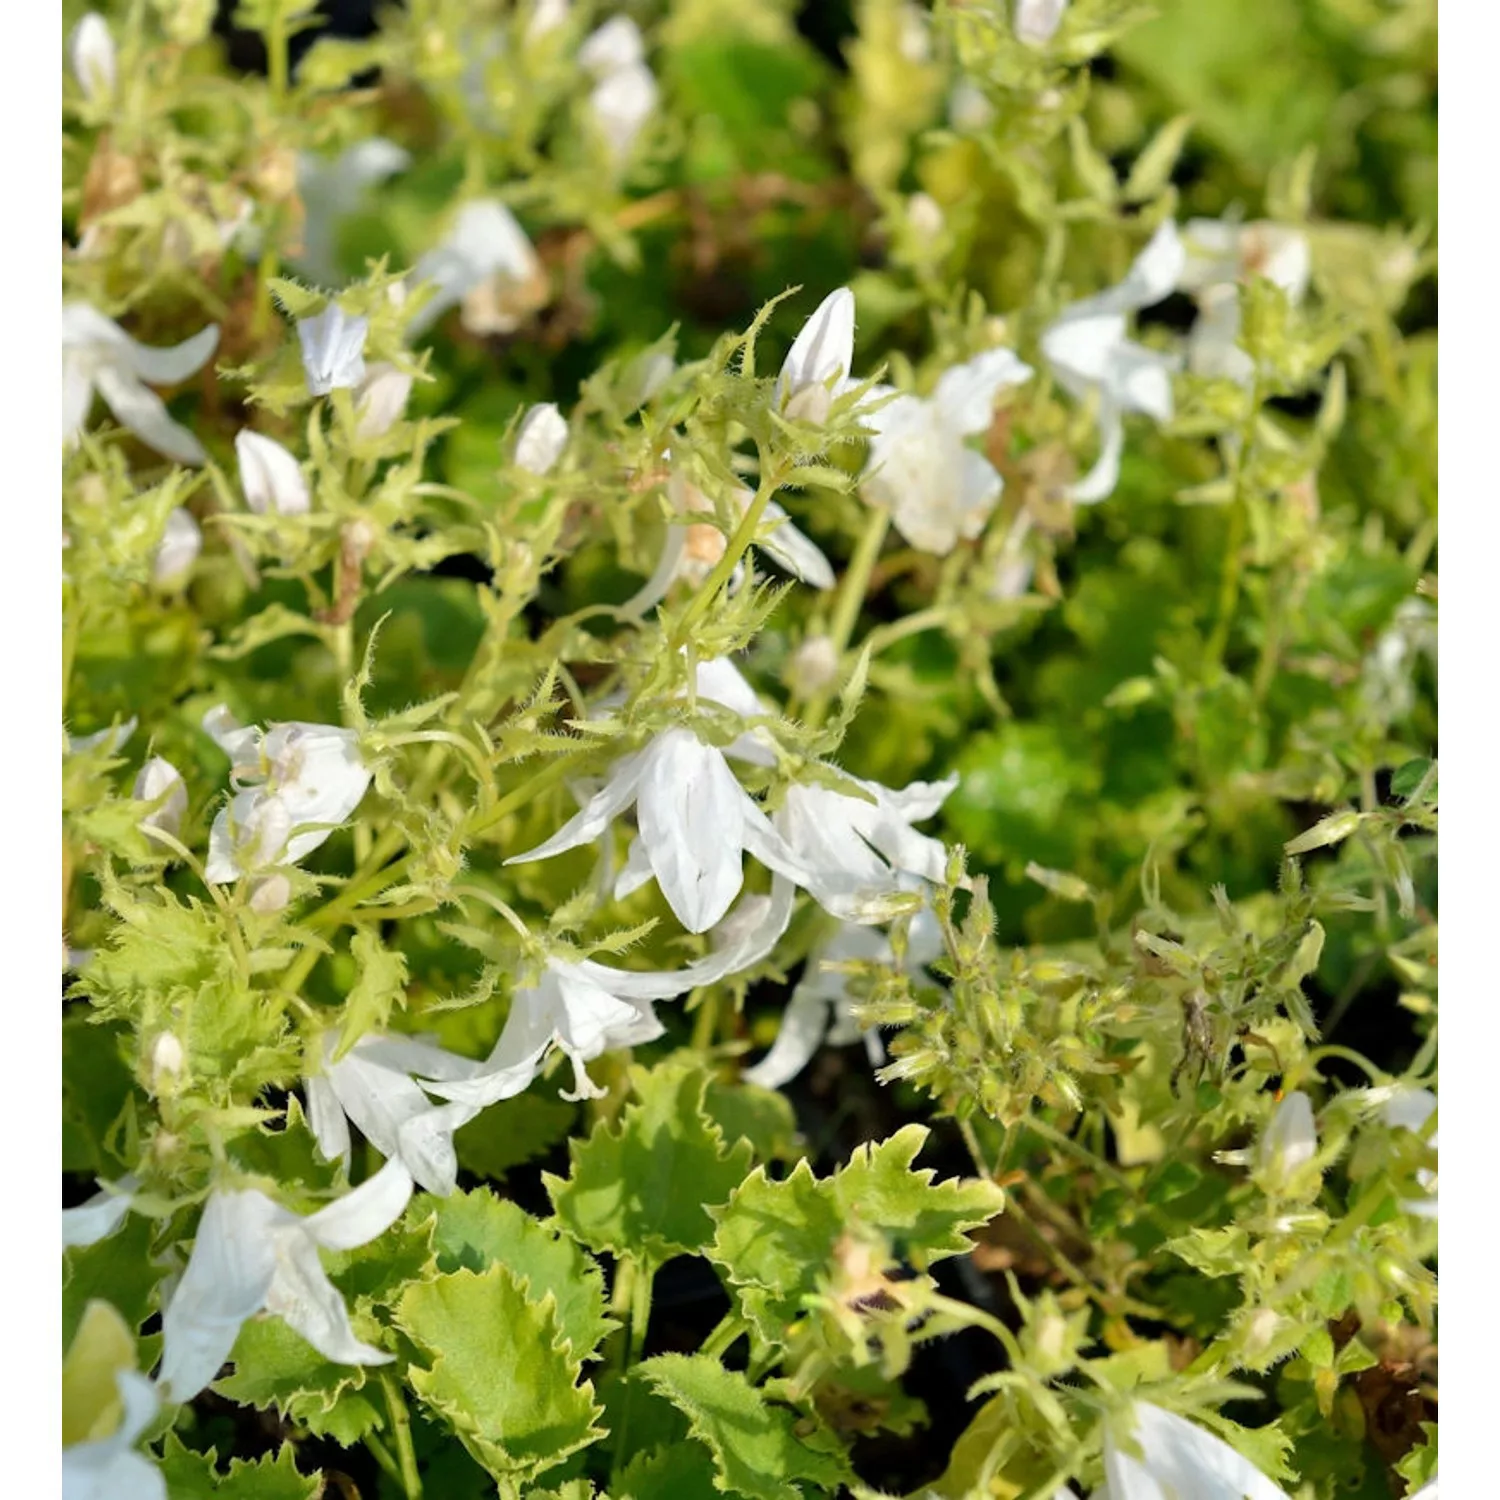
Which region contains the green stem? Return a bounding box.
[671,464,785,647]
[802,507,890,730]
[380,1371,423,1500]
[607,1256,655,1488]
[699,1313,748,1361]
[1205,376,1265,672]
[364,1432,402,1484]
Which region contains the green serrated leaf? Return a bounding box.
[637,1355,850,1500]
[616,1439,722,1500]
[159,1433,320,1499]
[397,1264,605,1489]
[336,927,410,1056]
[428,1191,615,1362]
[213,1317,384,1446]
[63,1212,160,1351]
[547,1062,754,1263]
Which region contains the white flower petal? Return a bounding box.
[1015,0,1068,46]
[117,322,220,387]
[515,402,569,474]
[612,833,657,901]
[933,348,1034,435]
[297,306,369,396]
[61,1178,137,1248]
[354,362,415,438]
[134,756,188,836]
[1107,1403,1291,1500]
[1258,1090,1317,1185]
[62,1369,166,1500]
[70,13,117,102]
[579,15,645,75]
[93,364,207,466]
[152,508,202,586]
[236,430,310,515]
[759,501,836,589]
[305,1072,352,1168]
[504,748,650,866]
[302,1157,414,1251]
[263,1230,392,1366]
[159,1190,284,1400]
[776,288,856,414]
[637,731,749,933]
[590,64,659,155]
[1067,399,1127,505]
[409,200,539,337]
[742,988,832,1090]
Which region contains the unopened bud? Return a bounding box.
[787,635,840,696]
[514,402,569,475]
[908,192,944,241]
[150,1031,185,1089]
[134,756,188,838]
[152,508,202,586]
[249,874,292,914]
[1258,1090,1318,1190]
[70,13,116,104]
[355,362,414,439]
[236,431,310,515]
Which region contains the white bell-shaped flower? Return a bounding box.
[408,200,542,339]
[158,1158,413,1401]
[152,508,202,586]
[70,12,117,105]
[62,1368,164,1500]
[776,288,857,423]
[306,1034,481,1197]
[744,901,941,1090]
[297,306,369,396]
[1040,222,1184,503]
[235,430,310,515]
[774,770,958,922]
[134,756,188,838]
[203,708,372,886]
[861,348,1033,554]
[507,725,812,933]
[580,17,658,159]
[514,402,569,474]
[1102,1401,1291,1500]
[422,879,795,1105]
[63,304,219,466]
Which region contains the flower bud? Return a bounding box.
[150,1031,185,1090]
[787,636,840,697]
[908,192,944,242]
[134,756,188,838]
[514,403,569,475]
[236,431,310,516]
[1257,1090,1317,1190]
[152,508,202,586]
[354,363,414,439]
[70,13,116,104]
[249,874,292,914]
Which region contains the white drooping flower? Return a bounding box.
[422,879,796,1105]
[297,306,369,396]
[62,1368,164,1500]
[152,508,202,586]
[514,402,570,474]
[1380,1086,1438,1219]
[158,1159,413,1401]
[744,901,942,1090]
[776,288,858,423]
[624,464,835,614]
[580,16,658,160]
[1101,1401,1291,1500]
[774,771,958,923]
[235,430,310,516]
[507,724,813,934]
[1178,218,1312,384]
[1040,221,1184,503]
[408,200,542,339]
[70,12,116,105]
[527,0,571,41]
[134,756,188,838]
[1015,0,1068,47]
[306,1034,481,1197]
[63,304,219,466]
[354,362,415,439]
[293,139,411,286]
[202,708,372,886]
[61,1176,139,1248]
[861,349,1033,554]
[1257,1089,1318,1190]
[1362,597,1437,724]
